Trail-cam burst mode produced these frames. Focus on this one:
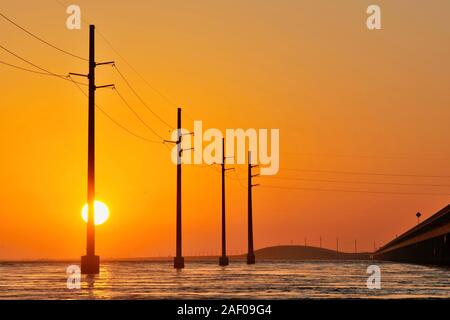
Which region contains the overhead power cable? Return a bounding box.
[68,76,161,144]
[261,185,450,196]
[113,65,174,130]
[263,176,450,188]
[280,168,450,179]
[0,12,88,61]
[282,152,449,161]
[55,0,178,107]
[0,44,87,85]
[113,87,165,140]
[0,59,61,76]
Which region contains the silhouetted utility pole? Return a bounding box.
[163,107,193,269]
[71,25,114,274]
[416,212,422,225]
[174,108,184,269]
[219,138,233,266]
[247,151,259,264]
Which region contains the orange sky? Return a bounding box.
[0,0,449,259]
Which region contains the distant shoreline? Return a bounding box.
[0,245,372,262]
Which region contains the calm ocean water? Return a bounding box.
[0,260,449,299]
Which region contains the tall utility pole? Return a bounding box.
[219,138,233,266]
[174,107,184,269]
[247,151,259,264]
[73,25,114,275]
[84,23,97,274]
[164,107,192,269]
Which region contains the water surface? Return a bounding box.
[0,260,449,299]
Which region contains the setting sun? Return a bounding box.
[81,201,110,226]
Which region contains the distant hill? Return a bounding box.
[249,245,371,260]
[97,245,372,262]
[0,246,371,262]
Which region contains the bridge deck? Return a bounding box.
[374,204,450,265]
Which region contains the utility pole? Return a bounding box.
[72,25,114,274]
[219,138,233,266]
[247,151,259,264]
[174,107,184,269]
[163,107,193,269]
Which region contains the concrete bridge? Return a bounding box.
[374,204,450,266]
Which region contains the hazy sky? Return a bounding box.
[0,0,449,259]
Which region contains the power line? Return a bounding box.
[113,64,174,130]
[282,152,449,161]
[113,87,165,140]
[196,163,221,174]
[0,43,65,76]
[69,76,161,144]
[0,12,88,61]
[102,35,195,123]
[54,0,198,123]
[261,185,450,196]
[97,105,162,144]
[55,0,178,107]
[0,58,87,86]
[101,35,178,107]
[196,163,242,186]
[0,43,87,85]
[262,176,450,188]
[230,169,246,189]
[0,59,60,76]
[197,161,247,188]
[280,168,450,179]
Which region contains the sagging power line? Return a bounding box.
[280,168,450,179]
[0,43,87,85]
[0,11,88,61]
[282,151,449,161]
[263,176,450,188]
[113,65,175,130]
[0,59,64,77]
[69,77,162,144]
[113,87,165,140]
[55,0,179,108]
[261,185,450,196]
[0,11,172,146]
